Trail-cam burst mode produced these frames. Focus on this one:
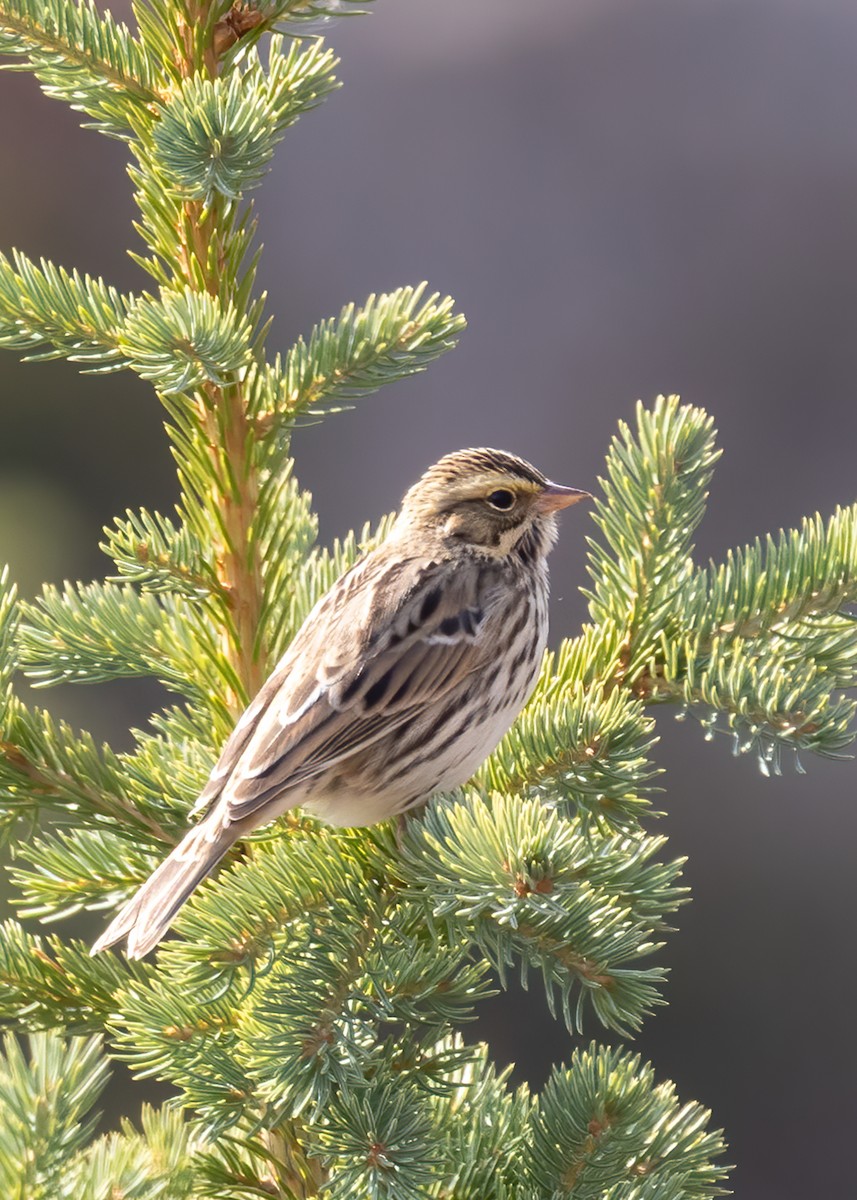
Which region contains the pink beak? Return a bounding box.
[536,482,592,514]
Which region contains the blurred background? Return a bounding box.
[1,0,856,1194]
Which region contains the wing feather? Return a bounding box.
[202,550,506,825]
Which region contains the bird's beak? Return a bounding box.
[536,482,592,514]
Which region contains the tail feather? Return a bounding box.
[91,818,235,959]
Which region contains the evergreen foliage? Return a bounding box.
[0,0,854,1193]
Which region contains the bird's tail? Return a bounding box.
[91,817,235,959]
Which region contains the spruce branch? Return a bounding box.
[154,824,389,978]
[0,699,178,846]
[151,36,338,201]
[0,921,155,1032]
[585,395,857,769]
[65,1106,199,1200]
[696,506,857,639]
[478,679,659,828]
[0,1031,110,1199]
[119,287,255,392]
[119,707,219,825]
[112,976,253,1132]
[249,285,466,430]
[0,0,158,133]
[426,1045,529,1200]
[0,567,209,848]
[253,458,317,662]
[237,900,393,1122]
[10,827,161,919]
[658,631,857,768]
[234,907,494,1128]
[17,580,241,711]
[587,395,720,686]
[0,250,131,365]
[527,1043,728,1199]
[196,1125,313,1200]
[121,18,297,707]
[312,1076,442,1200]
[102,507,225,598]
[400,794,683,1035]
[0,564,18,712]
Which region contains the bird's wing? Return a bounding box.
[198,549,507,826]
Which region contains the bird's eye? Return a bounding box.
[486,488,516,512]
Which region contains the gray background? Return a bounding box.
[1,1,856,1195]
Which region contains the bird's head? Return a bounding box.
[397,448,590,559]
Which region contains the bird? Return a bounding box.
[92,448,590,958]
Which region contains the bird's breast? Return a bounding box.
[304,572,549,828]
